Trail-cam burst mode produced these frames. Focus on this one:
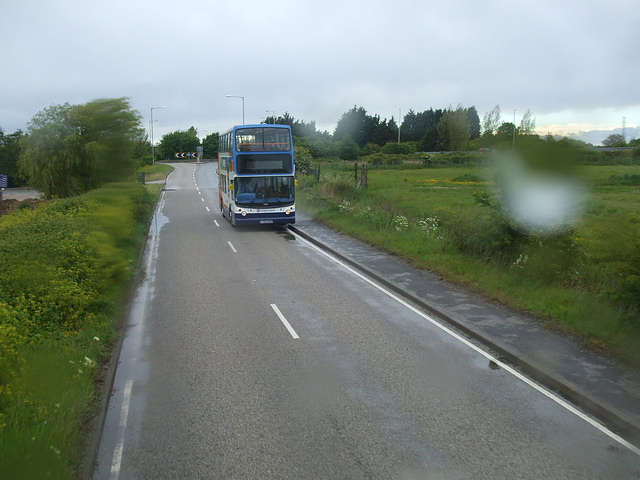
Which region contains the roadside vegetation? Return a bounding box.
[0,181,160,478]
[0,98,167,478]
[296,148,640,367]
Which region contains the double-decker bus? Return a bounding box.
[218,124,295,226]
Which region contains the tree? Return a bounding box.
[602,134,626,147]
[338,134,359,160]
[0,128,26,187]
[466,106,481,140]
[401,108,443,143]
[372,117,397,146]
[78,98,144,182]
[202,132,219,159]
[482,104,501,137]
[158,127,200,159]
[400,109,419,142]
[131,130,151,167]
[496,122,516,143]
[272,112,318,139]
[18,98,142,198]
[417,125,439,152]
[436,105,469,151]
[308,134,334,158]
[334,106,376,147]
[519,109,536,135]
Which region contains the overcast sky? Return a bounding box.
[1,0,638,145]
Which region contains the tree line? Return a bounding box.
[153,104,539,162]
[2,98,639,197]
[152,104,640,162]
[263,104,538,161]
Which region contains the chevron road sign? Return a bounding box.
[174,152,202,159]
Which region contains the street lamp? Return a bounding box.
[226,95,245,125]
[151,106,166,165]
[513,109,517,150]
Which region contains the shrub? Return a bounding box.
[381,142,414,155]
[128,182,156,224]
[441,208,524,262]
[517,227,585,286]
[610,224,640,322]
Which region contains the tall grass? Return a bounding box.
[297,162,640,365]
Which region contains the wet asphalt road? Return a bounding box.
[93,163,639,479]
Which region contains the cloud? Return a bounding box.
[1,0,639,140]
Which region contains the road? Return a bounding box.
[93,162,639,479]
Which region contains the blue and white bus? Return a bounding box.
[218,124,295,226]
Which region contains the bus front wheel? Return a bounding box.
[229,207,236,227]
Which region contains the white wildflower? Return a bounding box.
[393,215,408,231]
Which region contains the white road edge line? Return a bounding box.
[109,378,133,479]
[293,231,640,456]
[271,304,299,339]
[227,241,237,253]
[214,220,220,227]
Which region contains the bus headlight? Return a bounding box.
[285,209,291,215]
[241,211,247,216]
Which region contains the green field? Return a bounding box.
[297,162,640,366]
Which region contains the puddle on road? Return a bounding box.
[489,360,501,370]
[276,229,296,241]
[153,211,169,232]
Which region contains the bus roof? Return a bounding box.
[222,124,291,134]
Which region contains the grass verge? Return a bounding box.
[297,162,640,366]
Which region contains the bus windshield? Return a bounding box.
[235,127,291,152]
[235,176,295,207]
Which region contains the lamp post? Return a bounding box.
[226,95,245,125]
[151,106,165,165]
[513,109,517,150]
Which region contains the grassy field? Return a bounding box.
[297,161,640,366]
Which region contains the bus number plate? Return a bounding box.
[260,220,273,224]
